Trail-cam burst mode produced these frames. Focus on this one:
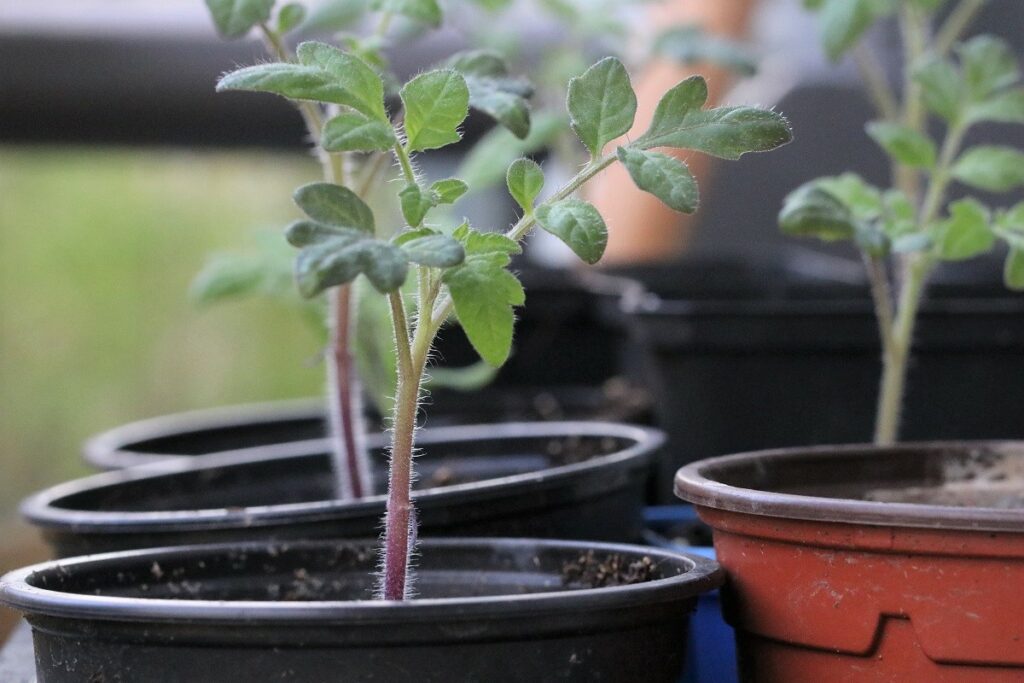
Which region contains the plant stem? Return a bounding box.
[874,254,931,444]
[896,3,929,206]
[935,0,986,56]
[260,22,367,497]
[381,290,420,600]
[863,254,895,350]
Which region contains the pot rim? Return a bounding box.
[0,538,721,623]
[675,441,1024,533]
[25,421,662,532]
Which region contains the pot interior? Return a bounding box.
[19,540,693,603]
[53,434,632,513]
[701,442,1024,510]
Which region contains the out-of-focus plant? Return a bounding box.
[779,0,1024,444]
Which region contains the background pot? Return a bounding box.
[0,538,722,683]
[675,442,1024,682]
[622,253,1024,501]
[27,422,660,558]
[83,382,651,470]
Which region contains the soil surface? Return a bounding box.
[560,550,657,588]
[864,447,1024,508]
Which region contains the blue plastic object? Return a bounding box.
[644,506,738,683]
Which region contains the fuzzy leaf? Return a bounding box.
[399,183,434,227]
[1005,248,1024,290]
[535,198,608,264]
[294,230,408,296]
[635,76,792,159]
[217,42,387,119]
[372,0,441,26]
[913,57,965,124]
[322,112,396,152]
[447,50,533,139]
[654,26,757,76]
[934,199,993,261]
[957,35,1020,100]
[952,146,1024,193]
[430,178,469,204]
[454,223,522,255]
[442,252,524,366]
[966,88,1024,124]
[819,0,877,62]
[285,220,357,247]
[205,0,275,38]
[616,147,698,213]
[277,3,307,32]
[779,182,858,241]
[506,158,545,212]
[293,182,375,233]
[401,70,470,152]
[398,233,465,267]
[866,121,936,168]
[817,173,883,221]
[567,57,637,157]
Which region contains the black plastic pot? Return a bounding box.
[83,382,651,470]
[622,254,1024,502]
[27,422,661,558]
[0,537,720,682]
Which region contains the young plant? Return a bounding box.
[211,2,791,599]
[779,0,1024,444]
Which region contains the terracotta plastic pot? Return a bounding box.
[675,442,1024,682]
[0,538,722,682]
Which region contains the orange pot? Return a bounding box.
[675,442,1024,682]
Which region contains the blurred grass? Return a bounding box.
[0,145,327,523]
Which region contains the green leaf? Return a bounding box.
[293,230,409,296]
[398,233,465,267]
[426,361,499,392]
[880,188,916,238]
[371,0,441,26]
[952,146,1024,193]
[653,26,757,76]
[778,182,858,241]
[567,57,637,157]
[635,76,792,158]
[217,42,387,120]
[506,158,545,212]
[454,223,522,255]
[399,183,434,227]
[616,147,698,213]
[1004,248,1024,290]
[934,199,993,261]
[293,182,375,232]
[430,178,469,204]
[400,70,470,152]
[913,57,965,123]
[966,88,1024,124]
[321,112,396,152]
[816,173,883,221]
[957,35,1020,100]
[865,121,937,168]
[285,219,357,246]
[535,198,608,264]
[442,252,524,366]
[819,0,876,62]
[994,202,1024,249]
[447,50,534,139]
[277,3,307,32]
[301,0,368,31]
[190,253,268,305]
[205,0,275,38]
[457,111,564,192]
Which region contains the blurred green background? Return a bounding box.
[0,146,326,526]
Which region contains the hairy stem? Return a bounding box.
[895,4,929,207]
[935,0,986,56]
[863,254,895,351]
[875,255,931,444]
[260,22,366,496]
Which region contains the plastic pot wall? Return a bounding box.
[0,538,722,683]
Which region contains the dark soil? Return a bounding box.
[560,551,657,589]
[864,447,1024,509]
